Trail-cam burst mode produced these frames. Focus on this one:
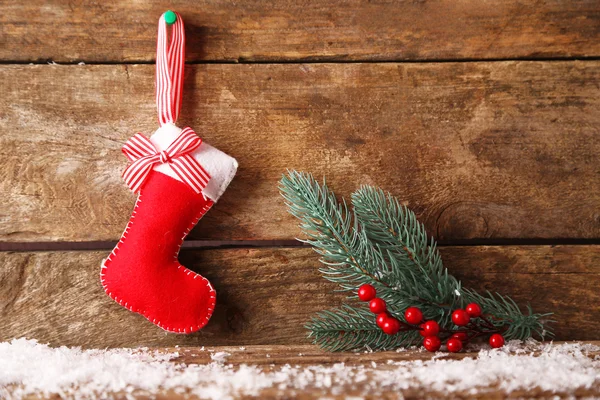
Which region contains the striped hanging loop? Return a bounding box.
[156,11,185,126]
[120,12,212,195]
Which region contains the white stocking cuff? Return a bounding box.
[149,123,238,202]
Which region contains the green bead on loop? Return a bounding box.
[164,10,177,25]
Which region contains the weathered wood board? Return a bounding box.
[1,1,599,62]
[1,62,599,242]
[6,343,600,399]
[115,341,600,399]
[1,2,598,398]
[0,245,598,348]
[169,341,600,365]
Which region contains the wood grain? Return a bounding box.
[0,246,598,348]
[169,341,600,366]
[7,343,600,399]
[137,342,600,399]
[1,62,599,242]
[1,1,599,63]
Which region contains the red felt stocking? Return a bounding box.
[100,12,237,334]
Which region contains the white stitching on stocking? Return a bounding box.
[100,191,218,333]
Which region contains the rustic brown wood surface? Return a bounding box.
[1,2,599,397]
[113,343,600,399]
[7,343,600,399]
[0,245,598,348]
[2,62,599,242]
[169,341,600,365]
[1,1,599,63]
[141,343,600,399]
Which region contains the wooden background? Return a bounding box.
[0,0,599,348]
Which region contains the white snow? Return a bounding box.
[0,338,598,399]
[210,351,231,363]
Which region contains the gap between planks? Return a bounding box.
[4,55,600,66]
[2,239,600,252]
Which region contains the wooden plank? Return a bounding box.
[118,342,600,399]
[169,341,600,366]
[1,62,599,242]
[1,1,599,62]
[0,246,598,348]
[6,343,600,399]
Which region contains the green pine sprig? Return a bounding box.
[280,170,553,352]
[306,304,421,352]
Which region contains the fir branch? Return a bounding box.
[352,186,453,297]
[461,289,555,340]
[306,304,420,352]
[279,171,388,290]
[352,186,462,323]
[280,171,554,351]
[351,185,554,340]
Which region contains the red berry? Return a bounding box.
[446,338,463,353]
[423,336,441,352]
[489,334,505,348]
[451,332,469,342]
[404,307,423,325]
[376,313,388,329]
[452,309,471,326]
[382,317,401,335]
[465,303,482,318]
[369,298,387,314]
[419,320,440,337]
[358,284,377,302]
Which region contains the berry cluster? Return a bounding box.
[357,284,506,352]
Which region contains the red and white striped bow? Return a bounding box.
[122,127,211,194]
